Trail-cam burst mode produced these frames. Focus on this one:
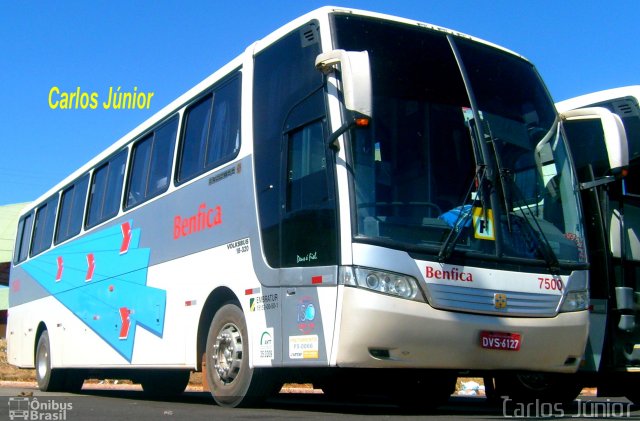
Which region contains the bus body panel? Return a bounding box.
[7,156,285,369]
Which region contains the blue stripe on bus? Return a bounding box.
[21,220,166,362]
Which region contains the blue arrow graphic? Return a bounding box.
[22,220,166,362]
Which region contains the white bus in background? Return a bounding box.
[9,7,594,408]
[556,86,639,404]
[488,89,633,403]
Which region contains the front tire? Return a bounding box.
[205,303,277,407]
[493,372,582,404]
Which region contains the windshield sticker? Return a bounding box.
[472,207,495,240]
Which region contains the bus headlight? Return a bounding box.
[559,271,589,312]
[560,290,589,312]
[339,266,424,302]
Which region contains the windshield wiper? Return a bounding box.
[483,123,513,233]
[500,167,561,273]
[438,164,487,262]
[481,118,560,272]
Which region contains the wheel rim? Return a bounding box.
[211,322,243,384]
[36,342,48,380]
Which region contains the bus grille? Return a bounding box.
[425,283,561,317]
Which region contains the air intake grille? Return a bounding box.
[425,283,561,317]
[300,22,319,47]
[612,98,640,117]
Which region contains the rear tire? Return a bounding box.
[35,330,84,392]
[205,303,278,407]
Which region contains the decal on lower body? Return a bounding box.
[22,220,166,361]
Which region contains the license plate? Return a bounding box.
[480,331,521,351]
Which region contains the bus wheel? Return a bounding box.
[35,331,84,393]
[36,331,67,392]
[140,370,191,397]
[205,303,276,407]
[494,373,582,404]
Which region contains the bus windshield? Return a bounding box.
[333,14,585,266]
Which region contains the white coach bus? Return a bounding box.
[9,7,593,407]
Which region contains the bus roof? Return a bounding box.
[556,85,640,112]
[23,6,532,215]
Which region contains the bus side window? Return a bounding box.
[206,78,241,169]
[86,150,127,229]
[55,174,89,244]
[178,94,212,182]
[286,121,328,211]
[281,120,337,267]
[177,75,241,184]
[14,213,34,264]
[125,115,178,209]
[30,195,60,257]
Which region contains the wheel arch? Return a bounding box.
[196,286,241,371]
[33,321,48,364]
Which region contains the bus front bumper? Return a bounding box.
[333,287,588,373]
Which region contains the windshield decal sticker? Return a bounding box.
[472,207,495,240]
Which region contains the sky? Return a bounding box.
[1,0,638,205]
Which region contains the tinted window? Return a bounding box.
[177,75,241,183]
[253,21,326,267]
[286,122,328,212]
[563,118,611,183]
[86,150,127,228]
[14,213,33,264]
[56,174,89,243]
[281,121,337,267]
[126,116,178,209]
[31,195,59,256]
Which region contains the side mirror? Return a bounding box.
[560,107,628,172]
[315,49,372,118]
